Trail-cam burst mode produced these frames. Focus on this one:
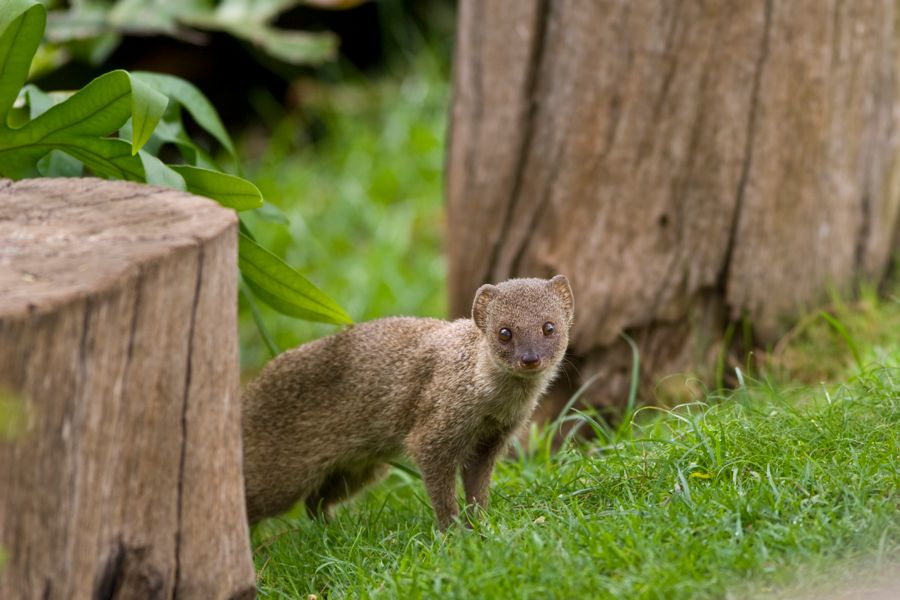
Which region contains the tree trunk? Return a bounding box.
[447,0,900,414]
[0,179,256,599]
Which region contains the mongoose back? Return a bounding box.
[242,275,574,529]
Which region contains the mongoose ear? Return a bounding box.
[549,274,574,323]
[472,284,499,331]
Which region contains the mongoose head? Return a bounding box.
[472,275,574,377]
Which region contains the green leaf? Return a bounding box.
[6,104,28,128]
[220,21,337,65]
[172,8,337,66]
[107,0,182,36]
[44,4,113,42]
[238,232,352,325]
[0,0,46,120]
[46,0,343,66]
[0,72,165,177]
[240,282,281,357]
[169,165,262,210]
[21,84,55,119]
[127,73,168,154]
[255,201,291,226]
[32,70,132,139]
[4,71,162,144]
[37,149,84,177]
[53,137,144,180]
[215,0,299,24]
[0,146,44,177]
[1,0,351,331]
[148,112,219,168]
[140,151,185,189]
[133,71,237,158]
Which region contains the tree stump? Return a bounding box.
[0,179,256,599]
[447,0,900,415]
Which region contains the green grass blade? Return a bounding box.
[238,232,352,326]
[542,373,611,457]
[819,311,864,370]
[734,366,751,405]
[549,372,605,441]
[387,461,423,480]
[240,282,280,358]
[621,331,640,415]
[0,0,45,120]
[170,164,263,211]
[715,321,736,390]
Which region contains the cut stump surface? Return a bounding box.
[0,178,256,599]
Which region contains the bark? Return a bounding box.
[447,0,900,413]
[0,178,255,599]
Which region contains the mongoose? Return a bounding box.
[241,275,574,529]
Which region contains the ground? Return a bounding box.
[249,287,900,599]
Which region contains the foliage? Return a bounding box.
[39,0,366,70]
[250,296,900,598]
[0,388,27,441]
[0,388,25,569]
[0,0,350,327]
[237,51,449,368]
[762,284,900,384]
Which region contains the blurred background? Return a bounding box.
[32,0,457,372]
[30,0,900,406]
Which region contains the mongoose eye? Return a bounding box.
[498,327,512,342]
[543,322,555,336]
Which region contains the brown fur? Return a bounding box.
[242,275,574,529]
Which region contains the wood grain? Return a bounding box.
[0,178,255,599]
[448,0,900,412]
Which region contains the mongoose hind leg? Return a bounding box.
[305,462,390,520]
[246,472,318,524]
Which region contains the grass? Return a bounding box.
[250,291,900,599]
[763,285,900,384]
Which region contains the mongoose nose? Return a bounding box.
[519,352,541,369]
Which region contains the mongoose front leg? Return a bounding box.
[416,459,459,530]
[462,433,506,510]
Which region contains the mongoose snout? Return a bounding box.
[241,275,574,530]
[519,352,541,369]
